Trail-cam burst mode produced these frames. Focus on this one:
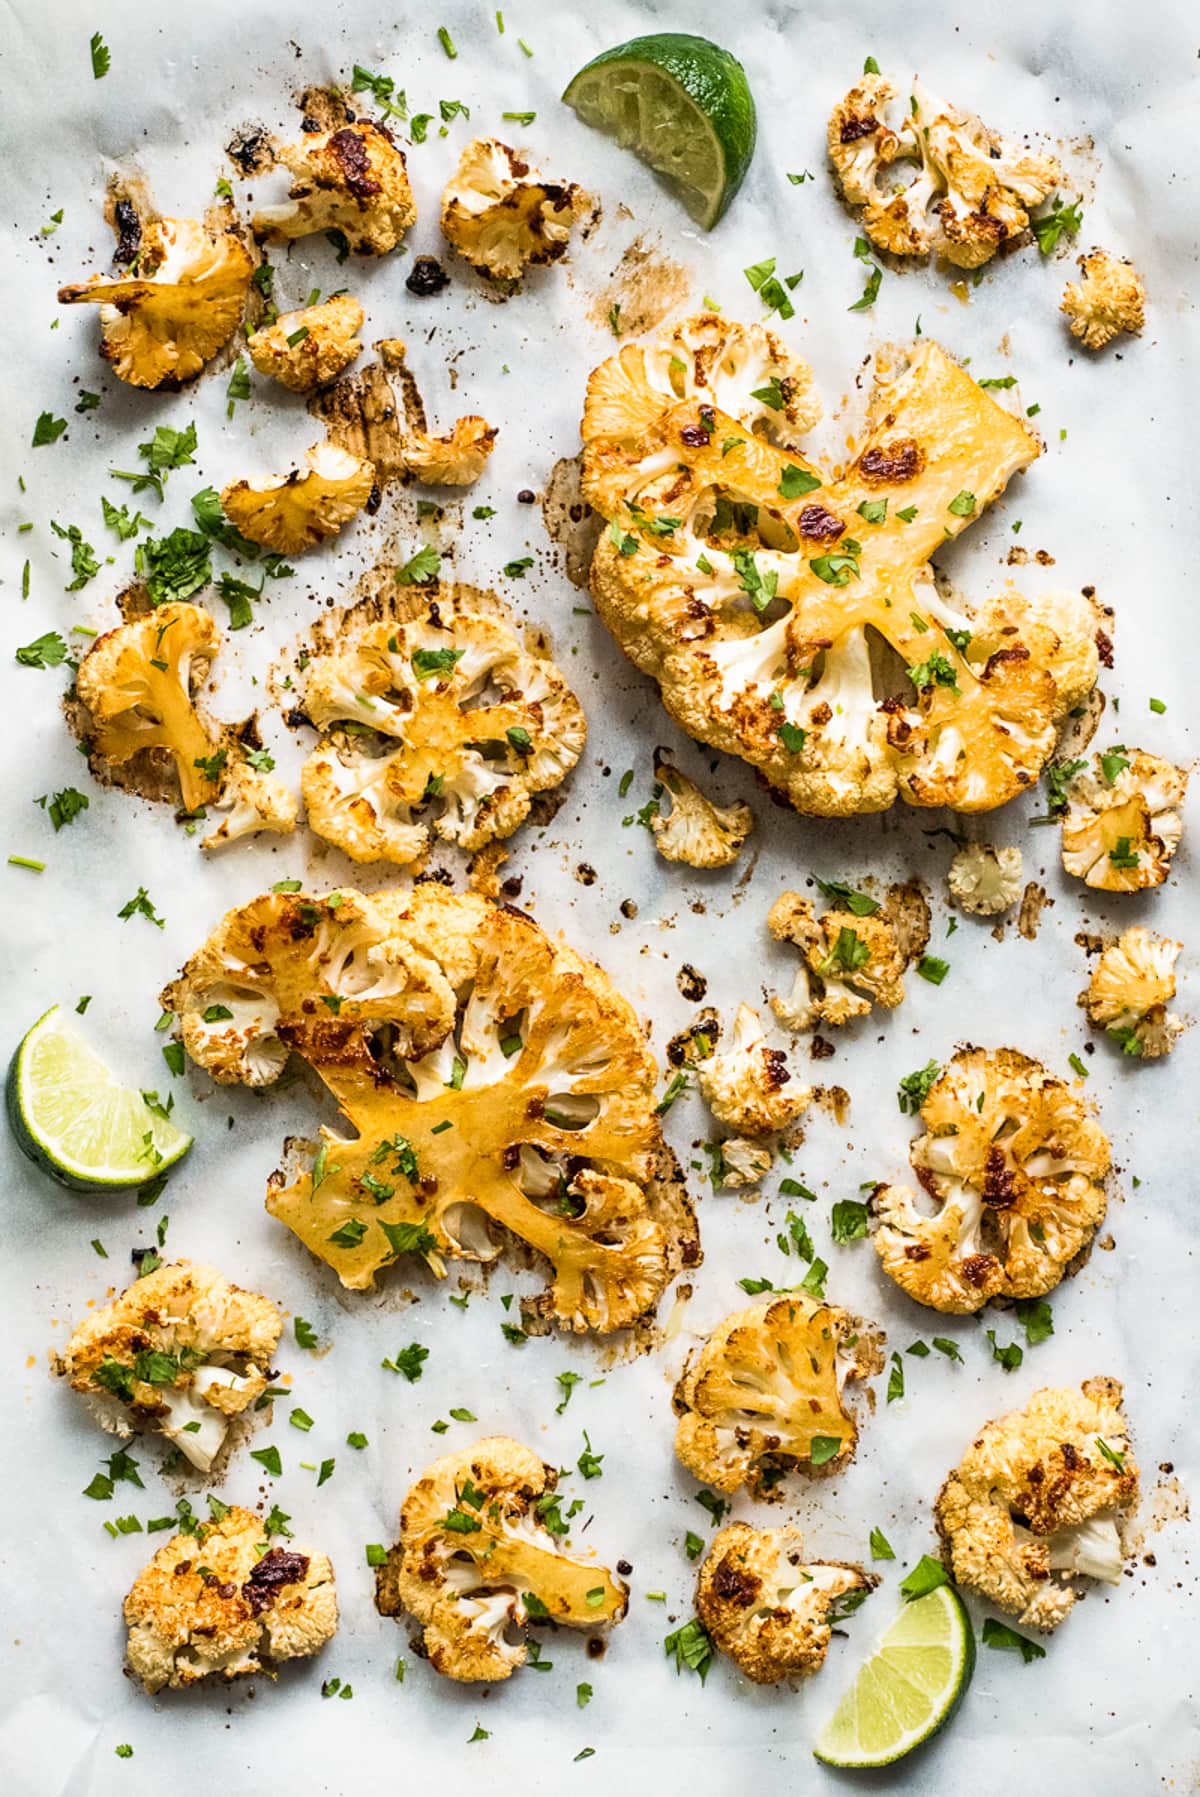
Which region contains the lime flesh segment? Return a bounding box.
[813,1584,976,1768]
[563,33,756,229]
[6,1006,193,1192]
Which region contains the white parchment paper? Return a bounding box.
[1,0,1197,1791]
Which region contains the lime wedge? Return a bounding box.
[813,1584,975,1768]
[563,32,756,229]
[6,1006,193,1192]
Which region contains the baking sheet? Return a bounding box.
[1,0,1197,1790]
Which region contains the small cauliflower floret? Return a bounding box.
[404,415,498,486]
[59,212,253,388]
[948,842,1024,916]
[1061,249,1146,351]
[674,1295,881,1497]
[697,1004,812,1135]
[936,1377,1138,1632]
[1061,749,1188,891]
[59,1261,282,1472]
[253,120,416,255]
[872,1046,1110,1313]
[202,757,299,851]
[246,294,364,392]
[374,1438,627,1681]
[1084,926,1183,1060]
[125,1505,337,1692]
[718,1136,774,1190]
[767,890,913,1029]
[221,442,374,555]
[441,138,587,283]
[696,1522,876,1684]
[827,73,913,209]
[651,754,753,868]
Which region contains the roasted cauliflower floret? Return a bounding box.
[312,345,496,489]
[440,138,587,283]
[59,1261,281,1472]
[716,1136,775,1190]
[59,209,253,389]
[1083,926,1183,1059]
[872,1046,1110,1314]
[936,1377,1138,1632]
[767,891,912,1029]
[696,1004,812,1135]
[1061,249,1146,351]
[163,886,699,1331]
[403,416,498,486]
[124,1505,337,1692]
[374,1437,627,1681]
[253,120,416,255]
[202,757,299,851]
[948,842,1024,916]
[299,587,585,866]
[221,442,374,555]
[673,1295,881,1497]
[246,294,364,392]
[651,753,753,868]
[1060,749,1188,891]
[696,1522,875,1683]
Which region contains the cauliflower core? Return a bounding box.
[936,1377,1138,1632]
[60,1261,281,1472]
[948,842,1024,916]
[767,889,922,1029]
[253,119,416,255]
[1061,249,1146,351]
[1060,749,1188,891]
[696,1521,875,1683]
[828,71,1060,268]
[162,885,698,1332]
[1084,926,1183,1059]
[375,1437,627,1681]
[300,585,585,866]
[873,1046,1110,1314]
[651,753,753,867]
[220,442,374,554]
[441,138,587,283]
[583,317,1099,818]
[697,1004,812,1135]
[247,294,364,391]
[673,1294,882,1496]
[125,1505,337,1691]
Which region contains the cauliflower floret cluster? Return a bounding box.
[767,887,924,1028]
[162,885,699,1332]
[246,294,364,392]
[221,441,375,555]
[872,1046,1110,1313]
[59,194,253,388]
[696,1521,875,1683]
[374,1437,627,1681]
[828,72,1061,268]
[441,138,587,283]
[583,322,1100,818]
[311,344,497,488]
[696,1004,812,1135]
[1083,926,1183,1059]
[60,1261,281,1472]
[124,1504,337,1692]
[673,1294,882,1497]
[1061,249,1146,351]
[651,752,754,868]
[948,842,1024,916]
[202,756,299,850]
[253,119,416,255]
[1060,748,1188,891]
[299,586,585,866]
[936,1377,1138,1632]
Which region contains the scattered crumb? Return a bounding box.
[1017,881,1052,940]
[588,235,690,338]
[541,454,601,589]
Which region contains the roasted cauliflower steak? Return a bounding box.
[696,1521,875,1684]
[252,118,416,255]
[440,138,587,283]
[1060,749,1188,891]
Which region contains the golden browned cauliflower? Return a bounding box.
[220,442,374,554]
[828,71,1061,268]
[440,138,587,283]
[872,1047,1110,1313]
[404,416,498,486]
[1083,926,1183,1059]
[161,885,699,1331]
[1061,249,1146,350]
[59,1261,281,1472]
[696,1521,876,1683]
[767,890,915,1028]
[246,294,364,392]
[948,842,1024,916]
[696,1004,812,1135]
[673,1294,882,1496]
[1060,749,1188,891]
[651,752,753,868]
[936,1377,1138,1632]
[253,119,416,254]
[125,1505,337,1692]
[201,756,299,851]
[582,323,1100,818]
[59,205,253,388]
[299,586,585,865]
[374,1437,627,1682]
[312,345,497,489]
[716,1136,775,1190]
